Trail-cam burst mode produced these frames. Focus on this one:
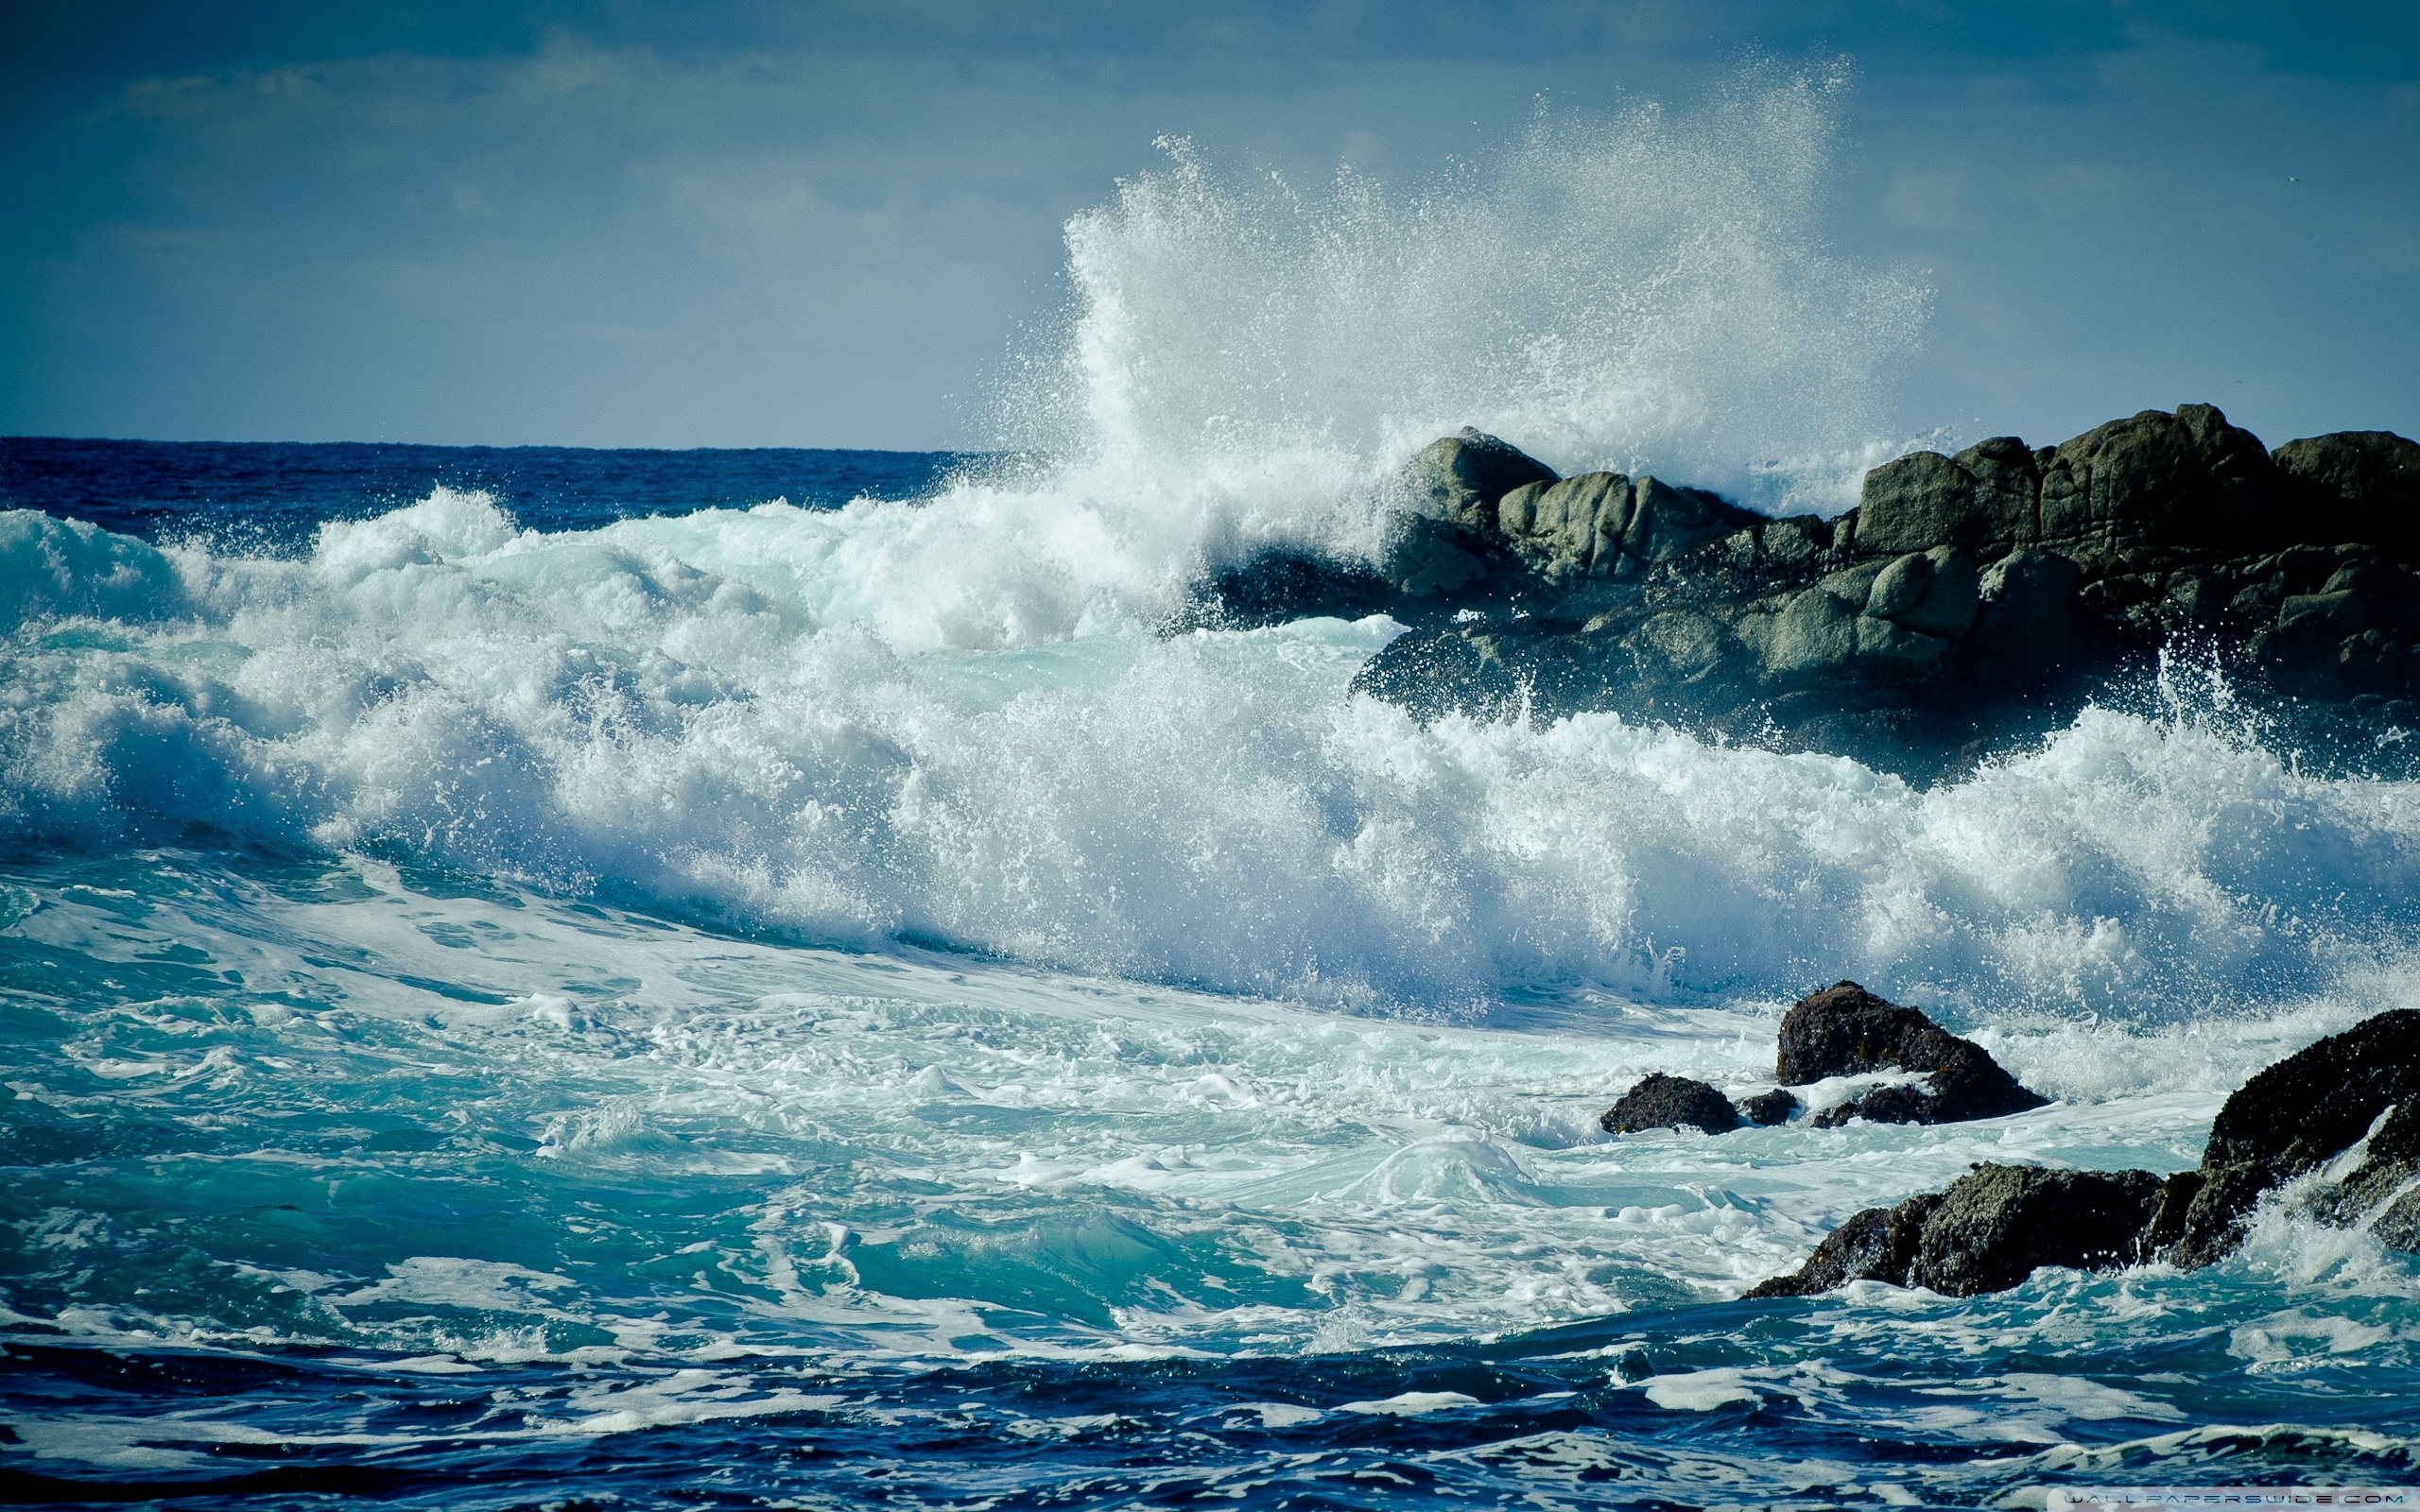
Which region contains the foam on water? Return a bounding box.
[6,65,2420,1504]
[4,488,2418,1021]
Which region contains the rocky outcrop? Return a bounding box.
[1748,1165,2164,1298]
[2164,1008,2420,1264]
[1600,1073,1742,1135]
[1165,404,2420,771]
[1752,1008,2420,1298]
[1776,982,2049,1126]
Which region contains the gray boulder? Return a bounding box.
[1852,437,2041,558]
[1389,428,1558,534]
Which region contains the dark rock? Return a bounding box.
[1776,982,2050,1126]
[1171,550,1395,631]
[1746,1191,1943,1297]
[1750,1164,2164,1298]
[2273,431,2420,562]
[1738,1089,1800,1126]
[2035,404,2283,558]
[2168,1008,2420,1265]
[1908,1165,2165,1297]
[1971,548,2083,671]
[1600,1073,1743,1135]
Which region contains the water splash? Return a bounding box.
[1001,60,1932,523]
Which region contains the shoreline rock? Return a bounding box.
[1183,405,2420,775]
[1749,1007,2420,1298]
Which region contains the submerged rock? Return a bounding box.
[1775,982,2049,1126]
[1600,1073,1742,1136]
[1749,1165,2164,1298]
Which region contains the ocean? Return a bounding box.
[7,86,2420,1510]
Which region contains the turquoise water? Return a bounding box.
[5,464,2420,1505]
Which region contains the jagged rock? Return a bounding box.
[1498,472,1631,586]
[2168,1008,2420,1265]
[1750,1165,2165,1298]
[1496,472,1761,588]
[1738,1089,1799,1126]
[1754,1007,2420,1299]
[1600,1073,1742,1135]
[1775,982,2049,1126]
[1866,547,1980,640]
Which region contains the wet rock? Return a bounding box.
[1750,1164,2164,1298]
[1170,550,1395,631]
[1775,982,2049,1126]
[1970,548,2082,672]
[1746,1192,1942,1297]
[1498,472,1632,586]
[1908,1165,2165,1296]
[1389,428,1558,534]
[1737,1089,1800,1126]
[1600,1073,1743,1136]
[2169,1008,2420,1265]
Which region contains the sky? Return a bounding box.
[3,1,2416,454]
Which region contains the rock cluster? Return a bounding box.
[1184,405,2420,770]
[1752,1008,2420,1298]
[1596,984,2041,1136]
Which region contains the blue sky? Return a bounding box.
[4,2,2415,452]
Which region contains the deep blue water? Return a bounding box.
[5,440,2420,1510]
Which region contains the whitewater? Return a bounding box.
[6,69,2420,1508]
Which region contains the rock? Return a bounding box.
[1866,547,1980,640]
[2273,431,2420,562]
[1970,548,2082,672]
[1853,438,2040,558]
[1737,1089,1799,1125]
[2168,1008,2420,1265]
[2035,404,2283,558]
[1908,1165,2165,1296]
[1746,1192,1943,1297]
[1389,428,1558,534]
[1775,982,2049,1126]
[1752,1165,2166,1298]
[1627,476,1758,566]
[1600,1073,1743,1135]
[1382,514,1496,596]
[1498,472,1633,586]
[1171,550,1395,630]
